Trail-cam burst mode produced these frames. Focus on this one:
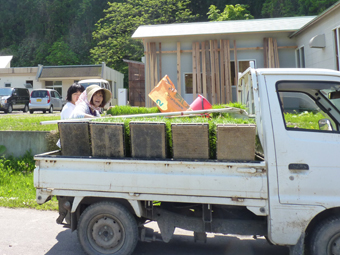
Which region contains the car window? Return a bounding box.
[0,88,13,96]
[18,89,28,97]
[277,81,340,132]
[79,82,100,89]
[31,90,48,98]
[54,91,61,99]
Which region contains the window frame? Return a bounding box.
[334,26,340,71]
[276,80,340,133]
[45,81,62,97]
[295,46,305,68]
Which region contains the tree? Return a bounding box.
[90,0,197,77]
[261,0,338,17]
[261,0,299,17]
[46,38,79,65]
[298,0,338,15]
[186,0,228,21]
[207,4,254,21]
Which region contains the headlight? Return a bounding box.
[0,99,6,104]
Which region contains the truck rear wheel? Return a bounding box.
[77,201,138,255]
[309,216,340,255]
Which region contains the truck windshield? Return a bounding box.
[0,88,13,96]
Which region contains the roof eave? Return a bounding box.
[132,29,298,40]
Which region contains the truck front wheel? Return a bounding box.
[77,201,138,255]
[309,216,340,255]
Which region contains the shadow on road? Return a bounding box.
[45,228,289,255]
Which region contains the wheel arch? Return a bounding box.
[70,196,143,231]
[304,207,340,252]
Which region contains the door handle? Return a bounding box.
[288,163,309,171]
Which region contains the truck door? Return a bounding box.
[266,76,340,206]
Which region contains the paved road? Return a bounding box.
[0,207,289,255]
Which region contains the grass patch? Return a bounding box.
[0,152,57,210]
[284,111,325,129]
[0,115,59,131]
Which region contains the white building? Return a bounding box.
[0,58,124,105]
[132,1,340,106]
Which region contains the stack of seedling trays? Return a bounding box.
[58,106,258,161]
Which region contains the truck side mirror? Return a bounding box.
[329,91,340,99]
[318,119,333,131]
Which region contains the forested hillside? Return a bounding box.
[0,0,337,78]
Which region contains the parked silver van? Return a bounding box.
[29,89,63,114]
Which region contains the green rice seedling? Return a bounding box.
[107,105,160,116]
[94,110,255,159]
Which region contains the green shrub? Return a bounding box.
[0,151,35,185]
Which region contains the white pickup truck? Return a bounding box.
[34,65,340,255]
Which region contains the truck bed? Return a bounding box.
[34,151,267,208]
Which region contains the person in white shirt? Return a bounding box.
[57,83,85,148]
[60,83,85,119]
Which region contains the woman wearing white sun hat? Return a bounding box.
[71,85,111,119]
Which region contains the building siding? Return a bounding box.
[295,8,340,70]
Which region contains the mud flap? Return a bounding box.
[289,233,305,255]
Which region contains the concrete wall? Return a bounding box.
[295,8,340,69]
[0,131,50,157]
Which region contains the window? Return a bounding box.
[230,60,254,85]
[45,81,62,97]
[184,73,206,94]
[334,27,340,71]
[5,83,11,87]
[185,74,193,94]
[296,46,305,68]
[277,81,340,132]
[25,80,33,88]
[54,91,61,99]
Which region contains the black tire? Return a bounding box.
[49,105,53,113]
[5,104,12,113]
[30,110,34,114]
[309,216,340,255]
[23,104,28,113]
[43,110,46,113]
[77,201,138,255]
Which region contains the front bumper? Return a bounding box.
[0,102,9,111]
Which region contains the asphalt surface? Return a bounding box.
[0,207,289,255]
